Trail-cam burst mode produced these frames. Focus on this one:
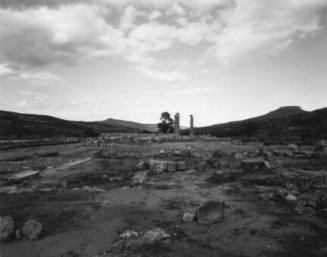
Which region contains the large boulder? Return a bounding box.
[22,219,43,240]
[0,216,14,242]
[196,201,225,224]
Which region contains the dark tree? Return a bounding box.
[85,127,99,137]
[157,112,174,134]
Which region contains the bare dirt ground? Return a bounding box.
[1,140,327,257]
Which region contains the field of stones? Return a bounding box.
[1,135,327,257]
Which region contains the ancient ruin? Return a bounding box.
[190,114,194,137]
[174,112,180,135]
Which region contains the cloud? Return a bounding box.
[153,87,218,95]
[0,0,326,80]
[0,63,65,86]
[14,90,50,109]
[206,0,327,65]
[136,65,188,82]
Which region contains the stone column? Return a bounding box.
[190,114,194,137]
[174,112,180,135]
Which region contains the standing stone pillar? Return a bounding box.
[190,114,194,137]
[174,112,180,135]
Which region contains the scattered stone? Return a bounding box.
[263,161,272,170]
[196,161,207,172]
[259,192,275,201]
[0,216,14,242]
[277,169,327,192]
[182,212,195,223]
[102,174,109,180]
[233,152,244,160]
[22,219,43,240]
[156,150,168,158]
[186,169,197,174]
[120,229,139,239]
[173,150,182,156]
[314,140,326,152]
[293,150,313,158]
[177,161,187,171]
[136,161,148,170]
[36,151,58,158]
[149,159,167,173]
[80,186,105,192]
[217,160,232,169]
[285,194,297,202]
[9,170,40,181]
[208,170,239,184]
[167,161,177,172]
[263,151,274,161]
[132,171,148,185]
[242,158,269,171]
[15,229,21,240]
[196,201,225,224]
[143,227,170,243]
[0,186,19,194]
[273,150,293,157]
[287,144,299,152]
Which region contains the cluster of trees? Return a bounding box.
[157,112,174,134]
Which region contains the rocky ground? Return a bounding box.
[1,139,327,257]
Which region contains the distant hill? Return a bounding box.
[102,118,157,132]
[250,106,307,121]
[0,110,144,139]
[192,106,327,142]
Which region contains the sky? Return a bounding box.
[0,0,327,126]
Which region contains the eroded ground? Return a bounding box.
[1,140,327,257]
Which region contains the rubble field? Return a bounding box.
[1,139,327,257]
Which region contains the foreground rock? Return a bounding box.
[22,219,43,240]
[0,216,14,242]
[196,201,226,224]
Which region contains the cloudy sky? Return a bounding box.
[0,0,327,126]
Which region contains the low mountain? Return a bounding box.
[0,110,142,139]
[192,106,327,142]
[102,118,157,132]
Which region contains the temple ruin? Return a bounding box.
[190,114,194,137]
[174,113,180,135]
